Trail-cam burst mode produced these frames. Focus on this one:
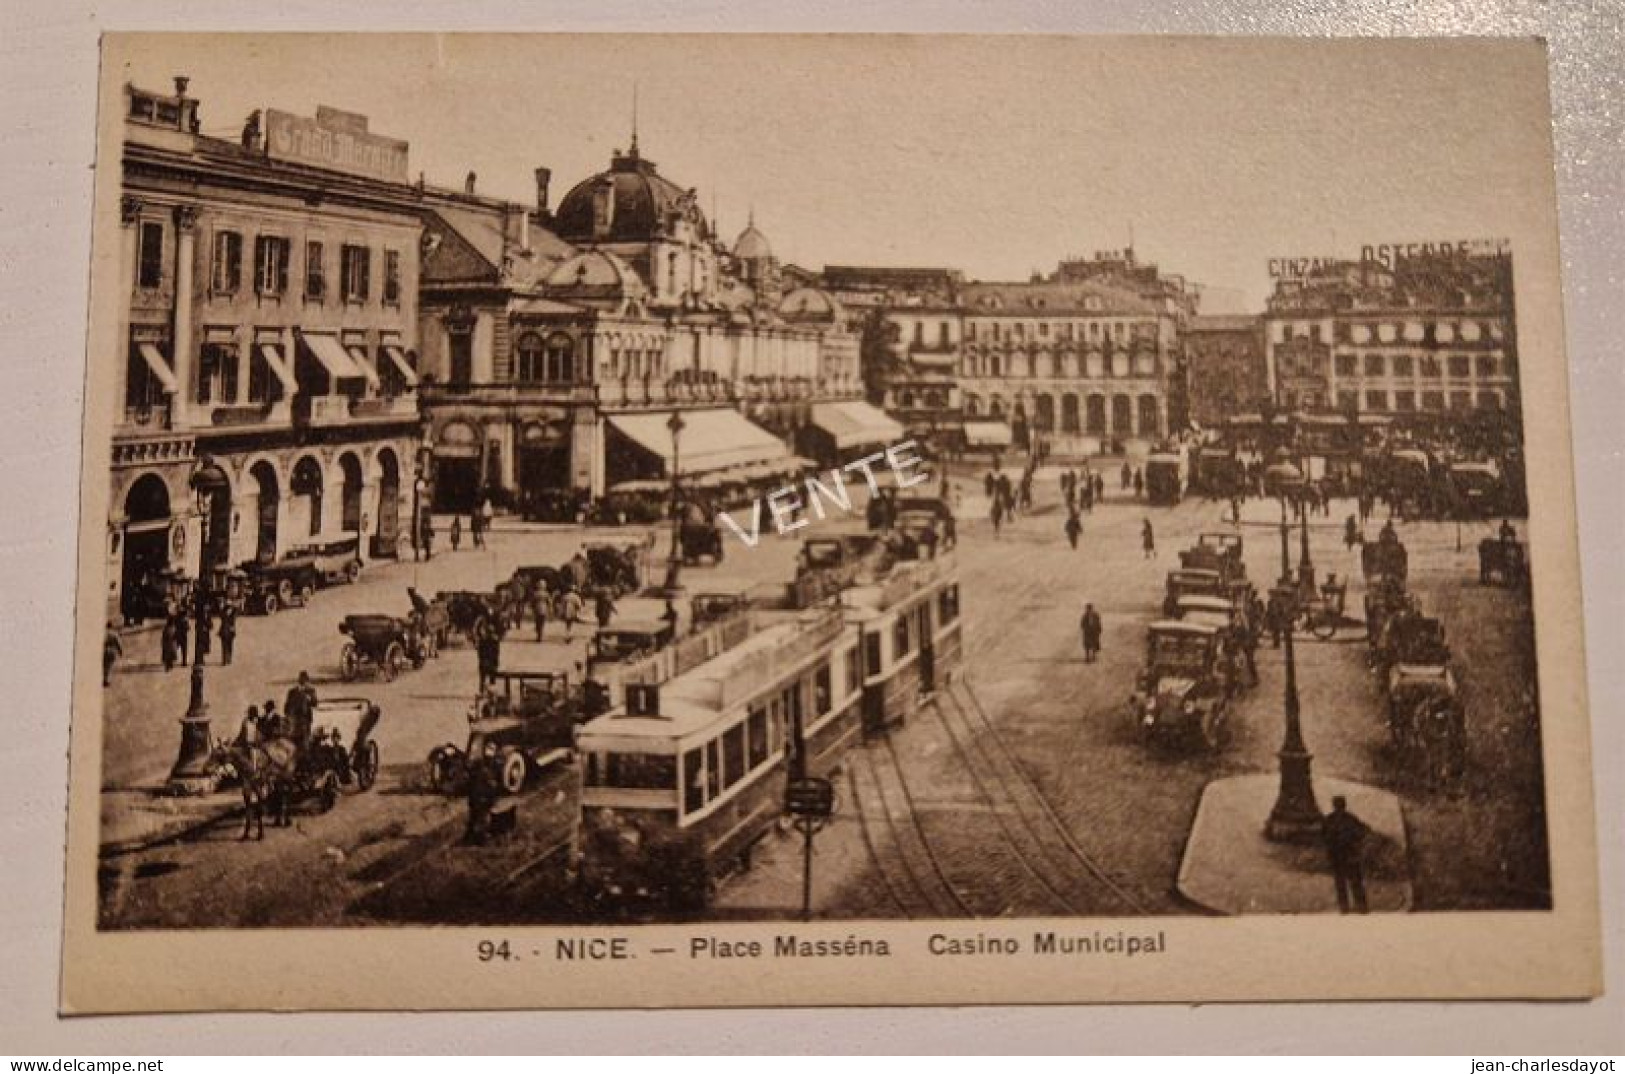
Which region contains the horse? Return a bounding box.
[212,738,300,840]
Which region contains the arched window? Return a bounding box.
[545,333,574,383]
[516,332,544,383]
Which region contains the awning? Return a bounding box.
[382,345,419,387]
[809,401,905,450]
[345,345,382,390]
[608,408,789,477]
[963,421,1013,447]
[257,344,298,396]
[136,343,178,394]
[302,332,368,382]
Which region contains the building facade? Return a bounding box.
[418,143,858,510]
[1182,314,1268,427]
[1262,252,1518,421]
[109,81,424,622]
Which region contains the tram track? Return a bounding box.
[847,740,975,919]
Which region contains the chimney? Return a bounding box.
[509,204,531,254]
[173,76,190,97]
[534,167,552,214]
[464,171,477,195]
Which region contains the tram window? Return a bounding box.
[864,634,882,677]
[748,708,770,768]
[785,682,803,722]
[723,725,746,789]
[894,616,911,657]
[845,646,862,693]
[683,748,705,812]
[814,666,833,715]
[706,740,722,798]
[939,586,959,623]
[594,752,677,790]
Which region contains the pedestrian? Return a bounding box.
[476,621,502,690]
[479,496,495,545]
[160,615,179,672]
[1093,473,1104,503]
[661,598,681,638]
[1120,461,1131,490]
[594,588,618,629]
[218,604,237,666]
[1265,590,1285,649]
[1080,603,1103,663]
[284,670,318,746]
[171,608,189,664]
[1133,468,1144,499]
[419,514,435,560]
[471,509,485,550]
[103,625,123,687]
[261,699,283,739]
[990,497,1004,537]
[1499,518,1517,544]
[463,742,501,846]
[1322,795,1372,913]
[530,584,551,643]
[450,515,463,552]
[1231,496,1243,525]
[236,705,262,748]
[984,471,996,499]
[560,588,585,642]
[1064,511,1082,550]
[1344,514,1361,551]
[1141,518,1155,559]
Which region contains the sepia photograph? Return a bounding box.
[59,32,1601,1012]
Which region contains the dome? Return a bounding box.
[544,250,646,297]
[553,146,707,243]
[733,220,773,261]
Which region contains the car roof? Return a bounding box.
[1149,618,1220,636]
[1177,595,1234,613]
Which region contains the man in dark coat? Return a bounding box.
[171,609,189,665]
[1141,518,1156,559]
[1080,603,1103,663]
[218,604,237,665]
[463,743,502,845]
[1323,795,1372,913]
[530,584,551,643]
[476,621,502,690]
[594,589,618,629]
[284,671,318,746]
[1064,511,1082,550]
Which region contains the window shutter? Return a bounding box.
[276,239,289,294]
[359,248,371,300]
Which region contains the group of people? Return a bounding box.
[417,497,497,562]
[235,670,319,749]
[150,595,239,677]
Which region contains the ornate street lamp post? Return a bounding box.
[663,410,686,592]
[1265,490,1322,843]
[168,459,229,794]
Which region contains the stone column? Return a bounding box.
[170,205,199,427]
[115,196,143,416]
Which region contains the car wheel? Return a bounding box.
[345,560,362,584]
[261,592,279,616]
[499,751,527,794]
[340,643,360,681]
[278,579,295,607]
[298,582,315,606]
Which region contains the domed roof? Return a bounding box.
[544,250,646,296]
[733,218,772,261]
[554,146,706,244]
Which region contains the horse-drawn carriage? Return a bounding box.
[1479,537,1529,587]
[211,698,382,838]
[426,671,586,795]
[1361,532,1410,585]
[339,613,432,681]
[583,537,650,595]
[437,590,514,643]
[1293,574,1348,640]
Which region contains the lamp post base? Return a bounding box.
[1264,746,1323,843]
[166,666,215,796]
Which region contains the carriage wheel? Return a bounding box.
[298,582,316,606]
[345,559,362,584]
[1311,613,1338,641]
[316,771,339,813]
[426,752,451,793]
[383,642,405,681]
[355,740,380,791]
[340,643,361,682]
[260,591,280,616]
[499,751,527,794]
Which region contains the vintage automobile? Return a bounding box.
[1174,592,1244,637]
[690,588,753,627]
[288,537,364,587]
[1127,619,1237,751]
[1144,453,1184,506]
[1161,568,1225,618]
[891,496,957,552]
[1178,533,1246,579]
[338,613,430,681]
[240,557,322,615]
[1449,461,1503,518]
[1360,532,1410,586]
[1478,537,1529,587]
[587,619,677,666]
[1363,575,1410,653]
[1386,663,1465,786]
[583,537,650,595]
[1373,607,1451,677]
[679,518,725,565]
[426,671,583,794]
[438,589,514,643]
[122,567,191,625]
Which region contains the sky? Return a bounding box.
[105,34,1558,310]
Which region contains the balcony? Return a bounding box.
[348,393,422,423]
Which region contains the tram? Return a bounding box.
[574,553,963,909]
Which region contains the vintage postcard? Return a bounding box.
[62,33,1601,1012]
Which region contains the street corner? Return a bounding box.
[1176,773,1411,916]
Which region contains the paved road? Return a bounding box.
[99,473,1549,926]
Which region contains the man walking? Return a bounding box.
[450,515,463,552]
[530,583,551,643]
[560,588,585,642]
[476,620,502,691]
[1323,795,1372,913]
[594,589,618,630]
[1141,518,1156,559]
[419,514,435,560]
[463,742,501,846]
[1064,511,1082,550]
[1080,603,1103,663]
[218,603,237,666]
[284,670,318,746]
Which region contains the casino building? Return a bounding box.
[106,80,425,623]
[1262,251,1518,421]
[417,139,868,512]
